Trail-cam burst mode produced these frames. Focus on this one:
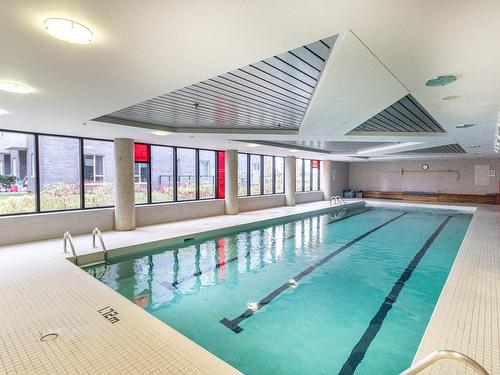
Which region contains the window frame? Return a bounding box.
[237,152,285,197]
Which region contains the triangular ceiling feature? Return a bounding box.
[299,30,410,136]
[94,35,338,132]
[348,94,446,134]
[396,143,466,154]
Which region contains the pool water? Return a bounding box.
[86,207,471,374]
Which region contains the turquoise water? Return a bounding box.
[86,207,471,374]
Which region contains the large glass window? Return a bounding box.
[177,148,196,201]
[312,160,320,191]
[237,153,248,196]
[0,131,37,214]
[84,139,114,208]
[275,157,284,194]
[296,159,303,192]
[151,145,174,203]
[134,143,150,204]
[39,135,81,211]
[304,159,311,191]
[263,156,273,194]
[199,150,215,199]
[250,155,261,195]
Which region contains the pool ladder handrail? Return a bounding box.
[92,227,108,263]
[63,231,78,265]
[330,195,346,206]
[400,350,489,375]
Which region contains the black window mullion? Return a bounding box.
[195,149,200,200]
[302,159,305,192]
[79,138,85,209]
[215,151,219,199]
[173,147,178,201]
[310,159,313,191]
[34,134,41,212]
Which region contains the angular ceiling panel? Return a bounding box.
[396,143,466,154]
[348,94,446,133]
[299,30,410,136]
[94,35,338,131]
[235,140,393,154]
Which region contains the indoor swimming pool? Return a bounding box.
[86,207,472,374]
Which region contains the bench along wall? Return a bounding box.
[348,158,500,196]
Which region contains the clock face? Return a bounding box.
[422,164,429,170]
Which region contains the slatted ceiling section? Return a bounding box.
[349,94,446,133]
[398,143,467,154]
[96,34,338,130]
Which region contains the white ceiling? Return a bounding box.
[1,0,500,161]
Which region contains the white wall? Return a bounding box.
[238,194,286,212]
[348,158,500,195]
[295,191,323,204]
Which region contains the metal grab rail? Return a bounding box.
[330,195,346,206]
[400,350,489,375]
[63,231,78,265]
[92,227,108,263]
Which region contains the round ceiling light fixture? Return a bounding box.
[0,81,33,94]
[442,95,459,101]
[456,123,474,129]
[151,130,170,136]
[43,18,93,44]
[425,75,457,87]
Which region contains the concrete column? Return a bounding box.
[285,156,296,206]
[224,150,238,215]
[321,160,333,200]
[114,138,136,231]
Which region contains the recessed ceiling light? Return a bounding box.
[43,18,93,44]
[289,149,299,153]
[469,145,482,149]
[151,130,170,136]
[456,123,474,129]
[0,81,33,94]
[246,143,259,147]
[425,75,457,87]
[442,95,460,101]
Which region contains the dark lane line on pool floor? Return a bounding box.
[338,215,452,375]
[220,212,408,333]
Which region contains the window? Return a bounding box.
[312,160,320,190]
[238,153,248,196]
[275,157,284,194]
[304,159,311,191]
[296,159,303,192]
[250,155,261,195]
[39,135,81,211]
[217,151,225,199]
[177,148,196,201]
[199,150,216,199]
[84,139,115,208]
[263,156,273,194]
[134,143,150,204]
[0,131,37,215]
[151,145,174,203]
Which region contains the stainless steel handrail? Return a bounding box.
[400,350,489,375]
[92,227,108,263]
[330,195,346,206]
[63,231,78,265]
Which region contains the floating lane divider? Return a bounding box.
[338,215,452,375]
[220,212,408,333]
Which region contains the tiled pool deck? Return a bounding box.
[0,200,498,374]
